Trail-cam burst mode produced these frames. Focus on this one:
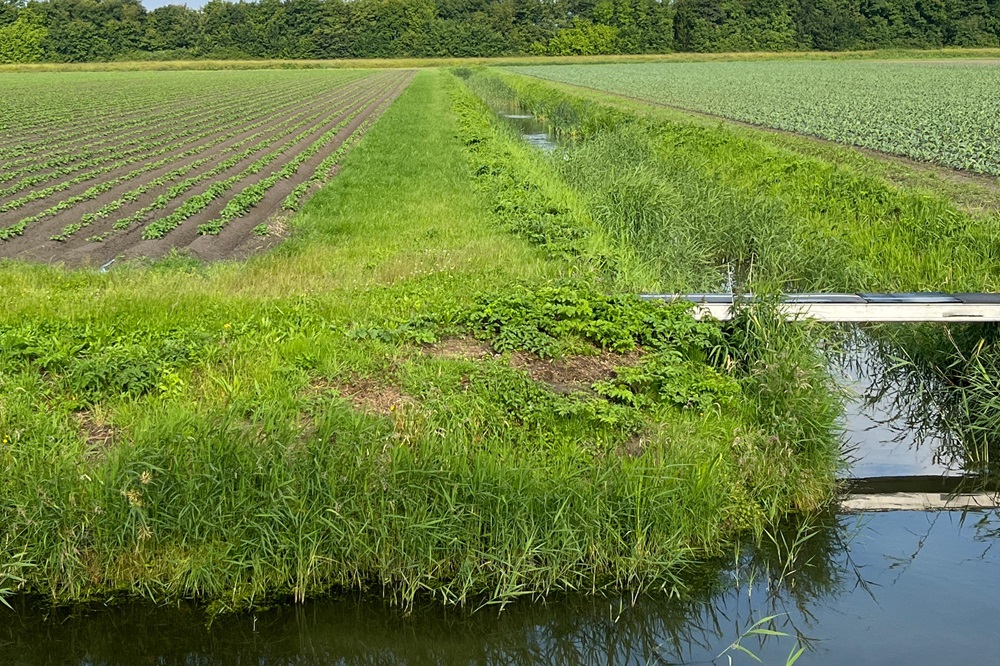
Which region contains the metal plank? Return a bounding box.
[783,293,867,304]
[643,293,1000,322]
[954,293,1000,304]
[689,302,1000,322]
[860,292,961,304]
[842,492,1000,512]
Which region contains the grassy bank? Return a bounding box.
[462,67,1000,473]
[0,69,841,611]
[466,68,1000,293]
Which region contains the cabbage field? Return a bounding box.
[511,61,1000,177]
[0,69,412,265]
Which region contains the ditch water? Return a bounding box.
[4,114,1000,664]
[496,105,568,153]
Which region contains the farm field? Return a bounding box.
[510,61,1000,177]
[5,58,1000,636]
[0,69,413,265]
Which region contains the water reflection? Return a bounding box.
[829,327,965,478]
[3,511,999,665]
[499,112,563,152]
[491,102,569,154]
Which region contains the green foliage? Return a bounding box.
[0,68,396,248]
[594,351,739,411]
[464,284,722,357]
[450,80,599,262]
[548,21,621,56]
[486,67,1000,294]
[2,0,999,63]
[0,70,841,612]
[0,320,215,405]
[725,302,842,456]
[0,14,46,64]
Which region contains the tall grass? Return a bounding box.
[469,68,1000,294]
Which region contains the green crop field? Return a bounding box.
[0,69,411,265]
[511,61,1000,177]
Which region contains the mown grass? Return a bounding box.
[0,69,841,611]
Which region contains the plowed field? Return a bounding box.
[0,68,414,265]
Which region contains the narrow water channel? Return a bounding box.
[4,115,999,665]
[3,509,999,664]
[495,105,567,153]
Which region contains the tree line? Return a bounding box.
[1,0,998,64]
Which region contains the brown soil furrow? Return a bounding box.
[32,72,409,267]
[0,77,341,157]
[122,72,412,264]
[1,71,412,266]
[188,72,416,262]
[0,86,248,156]
[0,74,386,261]
[0,74,386,252]
[0,76,346,175]
[0,75,380,221]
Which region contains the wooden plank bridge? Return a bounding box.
[639,293,1000,322]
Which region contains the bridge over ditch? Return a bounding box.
[640,293,1000,322]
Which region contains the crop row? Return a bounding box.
[49,86,370,242]
[143,82,391,240]
[195,97,381,236]
[281,83,404,213]
[0,70,368,144]
[0,76,377,225]
[0,70,409,257]
[0,76,343,169]
[0,78,318,175]
[28,78,384,243]
[0,76,367,202]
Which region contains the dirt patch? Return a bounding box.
[618,432,649,458]
[423,338,645,393]
[510,349,644,394]
[423,337,496,361]
[311,377,411,416]
[75,410,117,459]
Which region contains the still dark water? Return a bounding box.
[497,109,566,153]
[3,510,1000,665]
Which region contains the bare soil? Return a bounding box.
[422,337,497,361]
[75,409,117,461]
[423,336,645,394]
[311,377,412,416]
[510,349,644,394]
[0,71,414,266]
